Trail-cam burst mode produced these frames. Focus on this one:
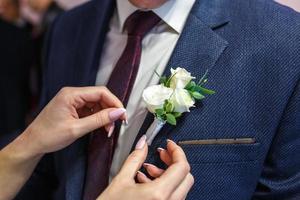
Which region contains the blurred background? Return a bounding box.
[0,0,299,147]
[0,0,89,146]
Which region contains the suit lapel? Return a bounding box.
[133,1,230,164]
[65,0,115,199]
[73,0,115,86]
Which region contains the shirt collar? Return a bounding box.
[116,0,196,34]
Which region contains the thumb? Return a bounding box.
[118,135,148,179]
[75,107,126,137]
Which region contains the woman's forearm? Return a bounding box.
[0,86,194,200]
[0,129,43,200]
[0,87,126,200]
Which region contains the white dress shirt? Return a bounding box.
[95,0,195,180]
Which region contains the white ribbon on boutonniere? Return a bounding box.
[142,67,216,145]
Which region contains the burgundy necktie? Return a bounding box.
[83,11,160,200]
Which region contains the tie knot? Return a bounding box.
[125,10,161,37]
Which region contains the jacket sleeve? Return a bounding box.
[252,78,300,200]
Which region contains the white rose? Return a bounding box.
[170,67,195,89]
[142,85,174,113]
[170,89,195,113]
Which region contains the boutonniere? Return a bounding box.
[142,67,215,145]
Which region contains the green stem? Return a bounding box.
[198,69,209,85]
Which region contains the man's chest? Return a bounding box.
[94,22,182,177]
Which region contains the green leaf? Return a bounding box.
[159,76,167,85]
[185,81,196,90]
[192,92,205,100]
[173,112,182,118]
[166,72,178,87]
[190,81,196,87]
[195,86,216,95]
[155,109,165,116]
[166,114,177,126]
[185,83,191,90]
[166,102,174,113]
[163,100,168,110]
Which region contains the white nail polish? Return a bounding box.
[123,119,129,126]
[107,123,115,138]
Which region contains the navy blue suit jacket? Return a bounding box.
[17,0,300,199]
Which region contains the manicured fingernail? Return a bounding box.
[135,135,147,150]
[107,123,115,138]
[137,171,147,178]
[143,163,155,168]
[167,139,176,145]
[109,108,126,122]
[122,119,129,126]
[157,147,165,153]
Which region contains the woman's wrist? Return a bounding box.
[1,128,44,164]
[0,129,44,200]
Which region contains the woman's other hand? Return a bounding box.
[98,136,194,200]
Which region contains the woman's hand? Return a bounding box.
[22,86,126,156]
[98,136,194,200]
[0,86,126,200]
[138,141,194,200]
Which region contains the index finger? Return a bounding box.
[117,135,148,180]
[154,140,190,195]
[72,86,124,109]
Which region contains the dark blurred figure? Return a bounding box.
[28,0,64,32]
[0,0,33,141]
[0,0,20,22]
[28,0,63,99]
